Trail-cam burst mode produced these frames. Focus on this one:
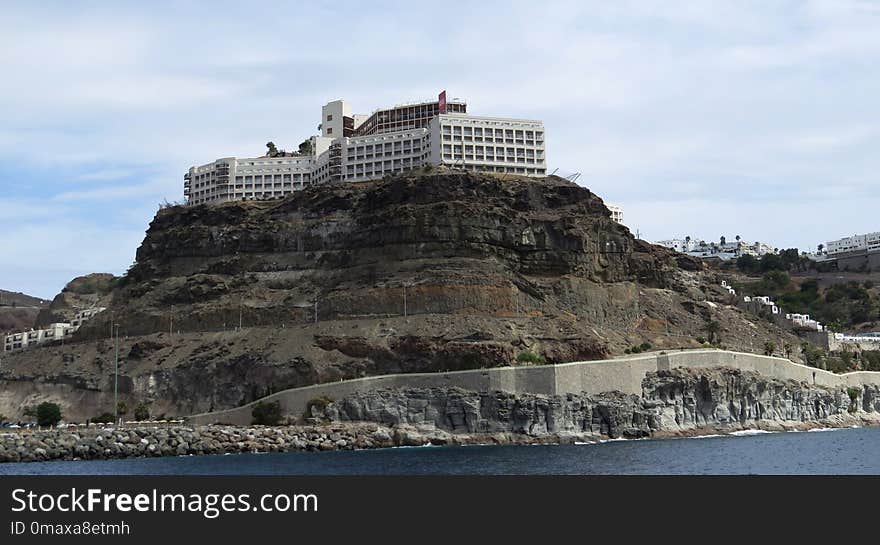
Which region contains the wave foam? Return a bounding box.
[728,429,773,436]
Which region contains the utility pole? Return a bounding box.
[403,284,407,318]
[113,323,120,425]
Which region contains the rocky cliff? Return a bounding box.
[0,171,807,420]
[314,367,880,439]
[86,170,692,338]
[33,273,116,328]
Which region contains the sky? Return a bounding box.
[1,0,879,299]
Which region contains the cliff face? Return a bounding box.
[34,273,116,328]
[7,171,816,421]
[86,171,690,339]
[316,368,879,439]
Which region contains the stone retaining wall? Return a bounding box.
[187,349,880,426]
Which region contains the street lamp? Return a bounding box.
[113,323,120,424]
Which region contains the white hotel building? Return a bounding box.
[185,92,547,205]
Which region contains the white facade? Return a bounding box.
[606,204,624,225]
[826,231,880,255]
[185,155,314,206]
[655,236,775,260]
[185,94,547,205]
[427,114,546,177]
[4,323,71,352]
[3,307,106,353]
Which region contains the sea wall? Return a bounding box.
[188,349,880,426]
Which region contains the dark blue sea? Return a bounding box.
[2,427,878,475]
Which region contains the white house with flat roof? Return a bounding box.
[184,91,547,205]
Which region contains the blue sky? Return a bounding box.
[2,1,880,298]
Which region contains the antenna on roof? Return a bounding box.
[565,172,582,183]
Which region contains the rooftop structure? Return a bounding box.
[185,91,547,205]
[606,204,624,225]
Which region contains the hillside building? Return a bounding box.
[655,236,775,261]
[607,204,624,225]
[3,307,106,353]
[185,92,547,205]
[826,232,880,256]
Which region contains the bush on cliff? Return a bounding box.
[252,400,283,426]
[36,402,62,427]
[305,396,333,420]
[516,351,547,365]
[847,387,861,413]
[134,403,150,421]
[91,412,115,424]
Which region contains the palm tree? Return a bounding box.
[720,236,727,246]
[817,243,824,254]
[736,235,741,242]
[266,141,278,157]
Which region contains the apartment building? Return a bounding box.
[3,307,106,353]
[4,323,71,352]
[185,92,547,205]
[826,232,880,256]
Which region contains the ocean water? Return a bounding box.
[2,426,879,475]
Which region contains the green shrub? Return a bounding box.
[695,336,707,345]
[251,400,283,426]
[134,403,150,421]
[516,351,547,365]
[639,342,652,352]
[91,412,115,424]
[305,396,334,419]
[847,387,861,413]
[624,348,631,354]
[36,402,62,427]
[629,346,642,354]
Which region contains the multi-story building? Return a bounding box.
[606,204,624,225]
[184,155,315,206]
[3,307,106,353]
[4,323,72,352]
[185,92,547,205]
[826,232,880,255]
[655,236,775,260]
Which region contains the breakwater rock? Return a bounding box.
[0,423,387,463]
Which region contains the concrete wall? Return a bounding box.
[187,349,880,426]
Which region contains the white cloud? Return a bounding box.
[1,1,880,296]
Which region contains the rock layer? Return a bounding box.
[316,367,880,438]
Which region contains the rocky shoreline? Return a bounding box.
[2,416,880,465]
[5,367,880,464]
